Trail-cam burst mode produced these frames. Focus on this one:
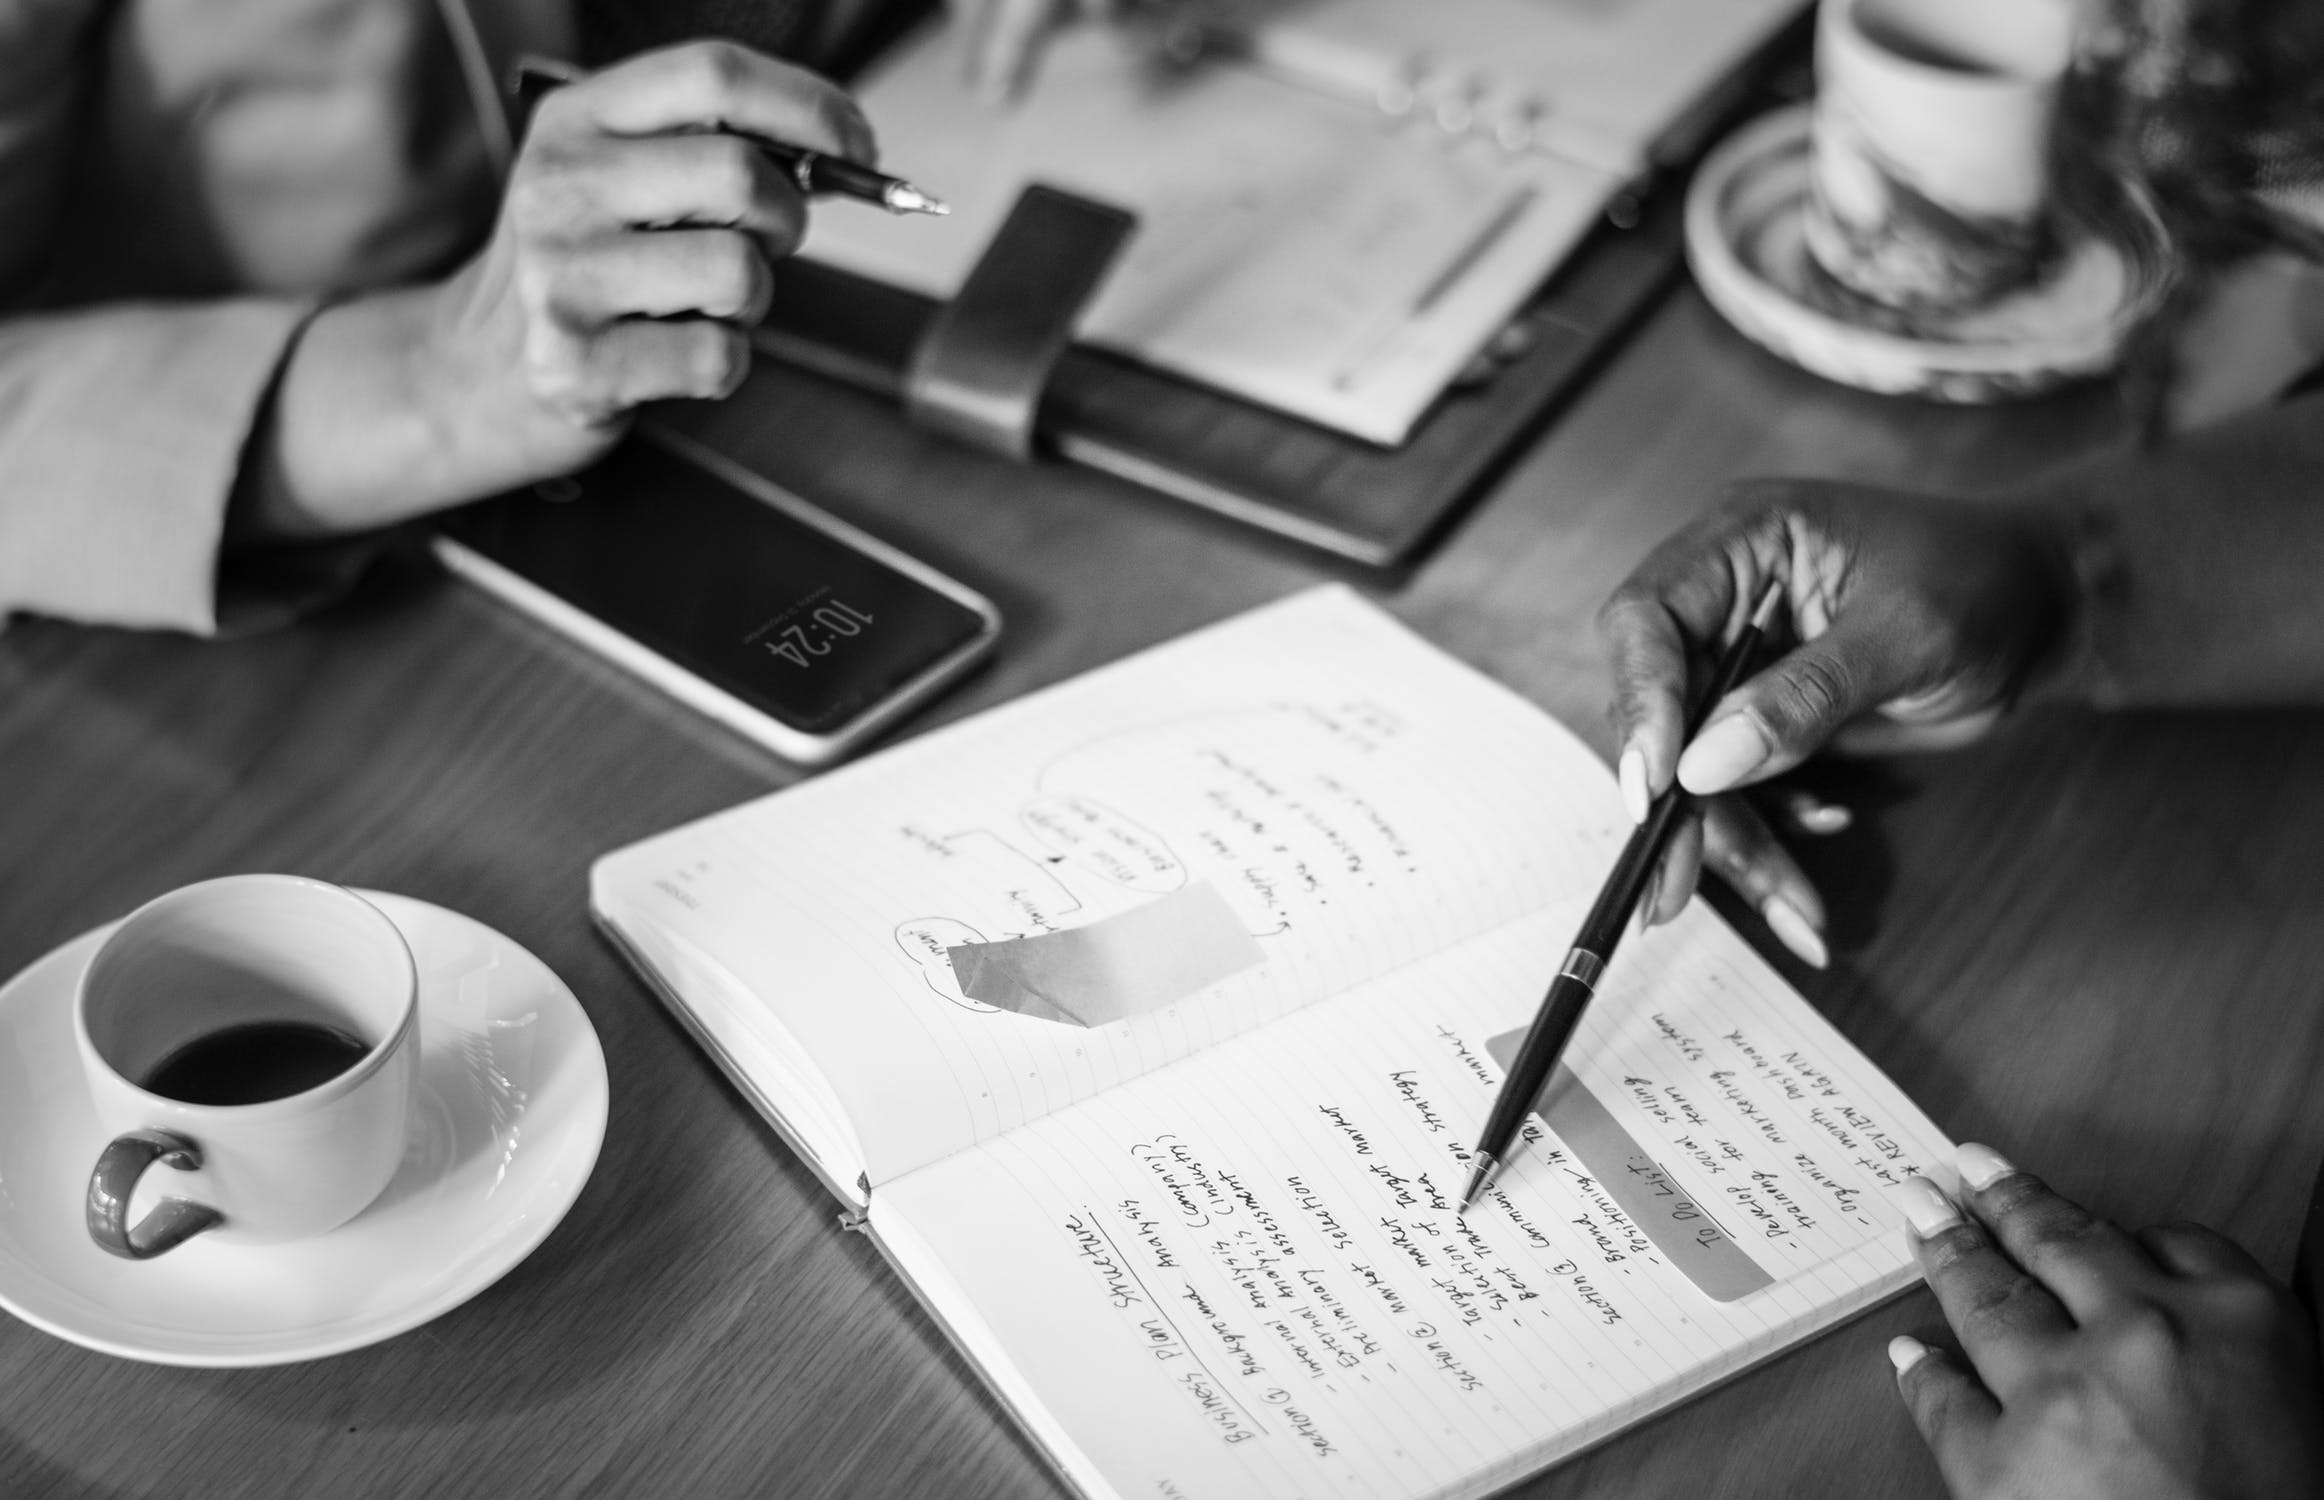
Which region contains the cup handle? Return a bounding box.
[86,1129,226,1259]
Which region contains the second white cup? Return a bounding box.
[1803,0,2081,313]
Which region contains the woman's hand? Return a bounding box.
[1597,479,2073,949]
[1893,1145,2324,1500]
[238,43,873,539]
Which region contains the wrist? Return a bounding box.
[403,255,632,503]
[236,285,467,542]
[381,268,551,510]
[2011,478,2120,713]
[238,268,611,543]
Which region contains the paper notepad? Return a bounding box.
[592,589,1952,1500]
[805,2,1799,444]
[806,25,1620,445]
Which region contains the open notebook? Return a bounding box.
[591,589,1951,1500]
[805,0,1799,444]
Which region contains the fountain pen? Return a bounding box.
[509,60,948,217]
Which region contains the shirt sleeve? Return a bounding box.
[0,0,469,638]
[0,0,343,636]
[0,296,325,634]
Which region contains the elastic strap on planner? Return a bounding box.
[902,184,1138,459]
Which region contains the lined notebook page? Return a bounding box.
[592,588,1633,1188]
[876,899,1951,1500]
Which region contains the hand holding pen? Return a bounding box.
[237,41,936,540]
[1599,482,2069,960]
[1460,581,1785,1214]
[513,56,947,216]
[331,40,950,513]
[426,44,870,449]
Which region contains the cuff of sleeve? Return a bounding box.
[0,296,320,635]
[212,531,403,638]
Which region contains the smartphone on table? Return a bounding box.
[434,427,1001,766]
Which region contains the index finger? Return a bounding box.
[1954,1143,2164,1324]
[1900,1176,2074,1398]
[557,42,877,162]
[1597,592,1694,818]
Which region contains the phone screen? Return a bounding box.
[441,438,994,738]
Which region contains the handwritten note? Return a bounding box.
[1500,1062,1775,1301]
[592,588,1957,1499]
[595,591,1635,1186]
[878,903,1949,1500]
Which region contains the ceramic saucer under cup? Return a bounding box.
[0,891,608,1367]
[1686,105,2175,402]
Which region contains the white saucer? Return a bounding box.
[0,891,608,1367]
[1686,105,2176,402]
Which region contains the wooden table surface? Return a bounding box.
[6,283,2323,1500]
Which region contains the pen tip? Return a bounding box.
[886,185,950,216]
[1457,1158,1495,1216]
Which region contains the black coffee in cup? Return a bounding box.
[141,1020,372,1106]
[79,876,420,1259]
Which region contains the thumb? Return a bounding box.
[1676,609,1932,794]
[1891,1337,2002,1494]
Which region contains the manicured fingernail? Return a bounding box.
[1900,1177,1962,1236]
[1788,792,1853,834]
[1677,715,1768,793]
[1888,1335,1932,1375]
[1618,745,1651,825]
[1761,896,1829,969]
[1954,1143,2016,1192]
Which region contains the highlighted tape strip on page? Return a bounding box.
[948,883,1264,1027]
[1486,1031,1775,1302]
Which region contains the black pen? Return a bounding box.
[509,59,948,217]
[1457,580,1785,1215]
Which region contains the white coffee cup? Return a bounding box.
[76,875,419,1258]
[1803,0,2080,313]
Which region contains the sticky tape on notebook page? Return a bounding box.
[947,882,1265,1027]
[1485,1031,1777,1303]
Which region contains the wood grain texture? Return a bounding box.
[6,284,2322,1500]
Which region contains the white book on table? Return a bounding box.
[591,586,1951,1500]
